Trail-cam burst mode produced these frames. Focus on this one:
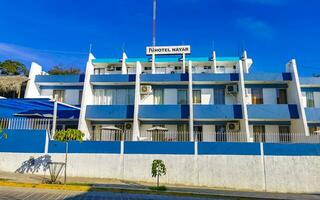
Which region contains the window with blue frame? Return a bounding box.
[214,88,225,104]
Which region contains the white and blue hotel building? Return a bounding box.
[24,46,320,142]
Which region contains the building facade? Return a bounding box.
[24,48,320,142]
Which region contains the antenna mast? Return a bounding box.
[152,0,156,46]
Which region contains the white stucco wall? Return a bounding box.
[1,152,319,193]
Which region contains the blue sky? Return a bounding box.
[0,0,319,76]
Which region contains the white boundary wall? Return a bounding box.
[0,152,319,193]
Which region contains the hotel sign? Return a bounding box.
[146,45,191,55]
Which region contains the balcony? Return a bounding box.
[193,73,239,82]
[247,104,299,120]
[193,105,242,119]
[245,73,292,82]
[90,74,136,84]
[139,105,189,120]
[305,108,320,122]
[85,105,134,120]
[140,74,188,83]
[35,74,85,83]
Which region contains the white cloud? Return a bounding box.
[236,17,275,40]
[0,42,87,70]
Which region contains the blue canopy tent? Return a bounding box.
[0,98,80,119]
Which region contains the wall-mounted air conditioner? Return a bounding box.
[125,123,133,130]
[140,85,152,94]
[225,84,238,94]
[226,122,240,132]
[107,66,115,71]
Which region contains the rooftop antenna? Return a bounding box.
[211,40,215,52]
[152,0,157,46]
[89,43,92,54]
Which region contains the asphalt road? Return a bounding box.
[0,186,226,200]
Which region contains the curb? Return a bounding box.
[0,181,275,200]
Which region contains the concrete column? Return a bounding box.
[238,60,251,141]
[286,59,309,135]
[152,54,156,74]
[188,60,194,141]
[25,62,42,98]
[182,53,186,73]
[121,52,128,74]
[212,51,217,73]
[78,53,95,140]
[241,51,249,73]
[132,61,142,140]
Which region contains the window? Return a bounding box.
[215,125,227,142]
[53,90,65,102]
[306,92,315,107]
[253,125,265,142]
[251,88,263,104]
[194,126,203,142]
[94,89,134,105]
[279,126,291,143]
[193,90,201,104]
[153,89,164,104]
[277,89,287,104]
[78,90,83,105]
[309,126,319,135]
[214,88,225,104]
[177,89,188,105]
[177,124,189,141]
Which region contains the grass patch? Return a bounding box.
[149,186,167,191]
[0,178,9,182]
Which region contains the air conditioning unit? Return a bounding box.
[107,66,115,71]
[170,71,176,74]
[225,84,238,94]
[140,85,152,94]
[227,122,240,132]
[125,123,132,130]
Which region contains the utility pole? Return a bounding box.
[152,0,156,46]
[151,0,157,74]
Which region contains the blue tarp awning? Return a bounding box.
[0,98,80,119]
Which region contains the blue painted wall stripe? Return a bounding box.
[0,129,46,153]
[264,143,320,156]
[48,141,121,154]
[198,142,261,155]
[124,142,194,154]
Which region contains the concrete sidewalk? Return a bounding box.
[0,171,319,200]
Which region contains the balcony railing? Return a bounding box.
[90,130,320,143]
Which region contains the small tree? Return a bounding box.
[0,60,27,75]
[48,66,80,75]
[53,129,84,184]
[151,159,166,188]
[0,128,7,140]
